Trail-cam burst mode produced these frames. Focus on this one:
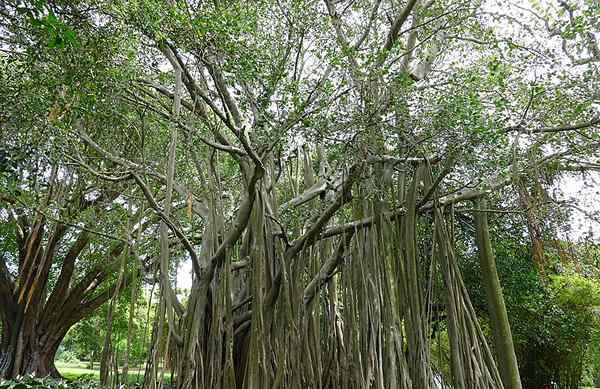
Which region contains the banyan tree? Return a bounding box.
[1,0,598,388]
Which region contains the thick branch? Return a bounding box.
[382,0,419,53]
[287,163,361,259]
[42,230,90,323]
[504,116,600,133]
[208,163,264,275]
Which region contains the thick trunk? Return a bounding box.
[0,183,129,381]
[1,318,64,379]
[19,348,61,377]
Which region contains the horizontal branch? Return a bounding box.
[287,163,362,259]
[505,116,600,134]
[367,155,442,165]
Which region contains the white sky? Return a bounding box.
[177,259,194,291]
[557,173,600,241]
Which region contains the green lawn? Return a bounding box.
[56,361,169,385]
[56,363,598,389]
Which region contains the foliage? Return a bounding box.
[550,273,600,308]
[55,349,79,365]
[461,220,600,389]
[61,286,153,367]
[0,376,101,389]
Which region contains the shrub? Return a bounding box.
[56,348,80,364]
[0,376,102,389]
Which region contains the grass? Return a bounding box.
[56,361,170,385]
[57,362,599,389]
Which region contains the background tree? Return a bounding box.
[0,1,148,377]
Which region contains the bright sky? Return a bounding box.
[177,259,194,292]
[557,173,600,241]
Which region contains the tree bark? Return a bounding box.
[0,307,67,379]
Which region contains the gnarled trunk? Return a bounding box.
[0,199,132,380]
[0,311,68,378]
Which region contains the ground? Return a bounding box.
[55,361,170,386]
[55,362,599,388]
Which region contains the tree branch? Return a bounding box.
[132,173,202,279]
[382,0,419,53]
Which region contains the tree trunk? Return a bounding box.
[474,199,523,389]
[1,229,130,380]
[0,314,66,378]
[0,176,134,382]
